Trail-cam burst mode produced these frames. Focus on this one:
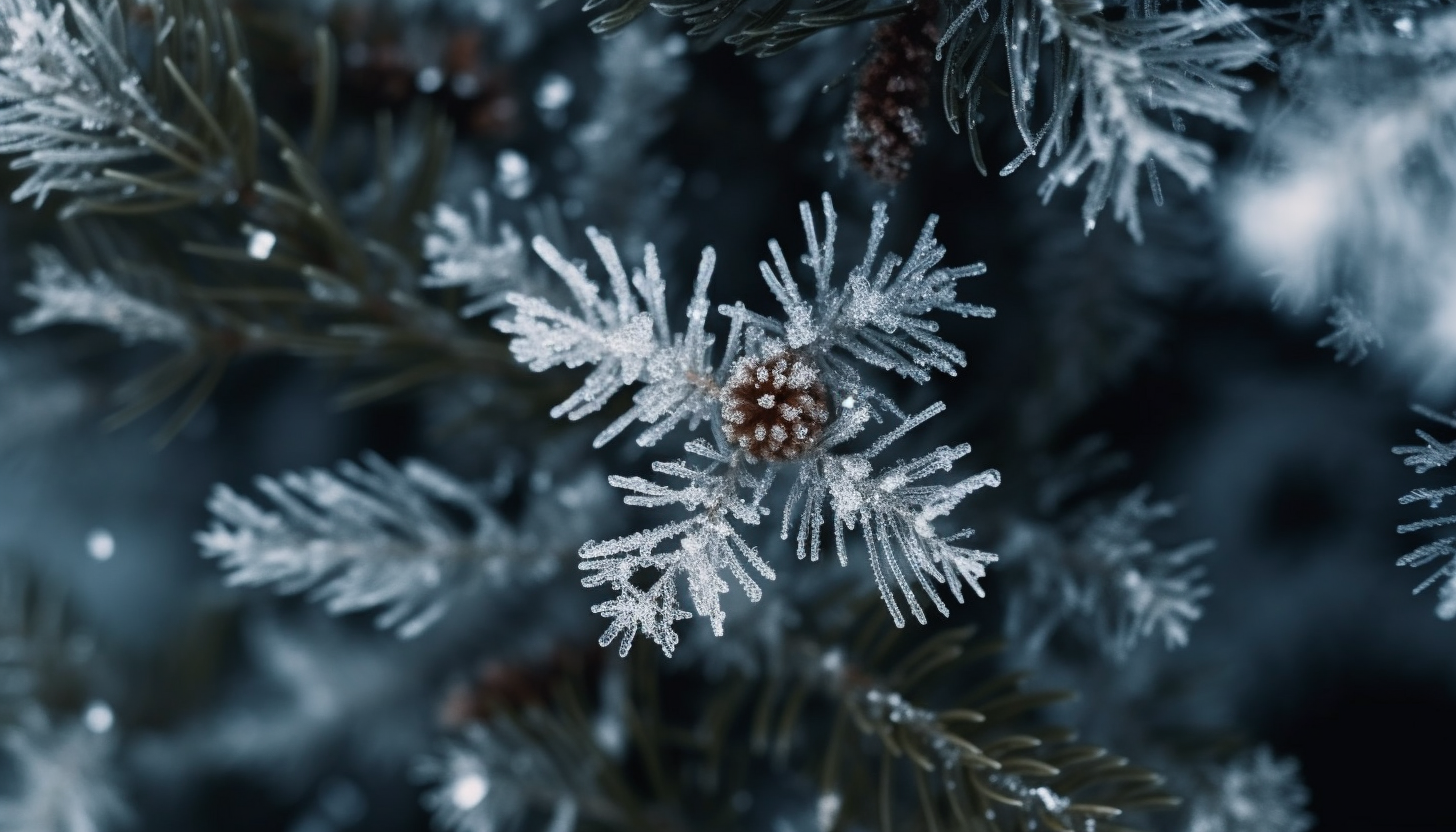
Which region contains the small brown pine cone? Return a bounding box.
[720,351,831,462]
[845,0,941,185]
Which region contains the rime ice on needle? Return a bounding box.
[421,190,531,318]
[1394,405,1456,620]
[1004,486,1212,661]
[196,452,555,639]
[496,227,720,450]
[496,193,1000,654]
[13,246,191,346]
[944,0,1269,239]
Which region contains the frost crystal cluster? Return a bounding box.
[492,193,1000,654]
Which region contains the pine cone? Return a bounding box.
[720,351,831,462]
[844,0,941,185]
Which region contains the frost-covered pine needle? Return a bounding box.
[1395,405,1456,620]
[196,452,558,639]
[12,246,191,346]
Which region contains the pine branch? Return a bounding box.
[1,4,530,437]
[501,194,999,653]
[943,0,1269,239]
[196,452,563,638]
[1394,405,1456,620]
[418,603,1179,832]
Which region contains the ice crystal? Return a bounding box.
[12,246,191,346]
[196,452,557,639]
[1395,405,1456,619]
[1005,486,1212,660]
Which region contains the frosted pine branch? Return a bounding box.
[1004,486,1212,661]
[944,0,1268,239]
[501,196,1000,653]
[0,711,130,832]
[0,0,242,210]
[780,403,1002,628]
[721,194,995,383]
[581,440,777,655]
[496,230,720,448]
[1395,405,1456,620]
[1186,747,1313,832]
[421,189,532,318]
[13,246,191,346]
[196,452,555,639]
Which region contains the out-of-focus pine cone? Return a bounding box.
[845,0,941,185]
[720,351,831,462]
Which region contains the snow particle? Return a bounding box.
[449,772,488,810]
[84,701,114,733]
[87,528,115,561]
[496,150,533,199]
[247,229,277,260]
[416,67,444,94]
[534,73,574,112]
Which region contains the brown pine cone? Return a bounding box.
[720,351,832,462]
[844,0,941,185]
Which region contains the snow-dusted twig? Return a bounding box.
[0,711,130,832]
[0,0,245,210]
[1004,485,1212,661]
[12,246,192,346]
[942,0,1268,239]
[421,189,532,318]
[779,402,1002,628]
[196,452,557,638]
[720,194,995,383]
[1394,405,1456,620]
[495,231,720,449]
[581,438,778,655]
